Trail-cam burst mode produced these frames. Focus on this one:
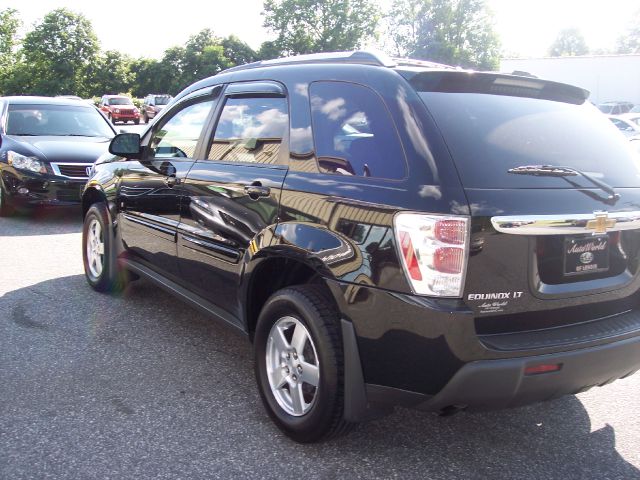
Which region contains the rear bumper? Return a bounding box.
[366,333,640,412]
[328,279,640,419]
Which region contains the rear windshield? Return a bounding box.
[411,75,640,188]
[154,95,171,105]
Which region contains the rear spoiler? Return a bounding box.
[401,70,590,105]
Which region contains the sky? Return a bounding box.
[3,0,639,59]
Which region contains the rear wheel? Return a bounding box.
[143,113,149,123]
[134,119,140,125]
[0,180,14,217]
[254,285,353,442]
[82,202,126,293]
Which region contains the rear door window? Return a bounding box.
[309,81,406,180]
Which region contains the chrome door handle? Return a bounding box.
[164,176,180,188]
[244,184,270,199]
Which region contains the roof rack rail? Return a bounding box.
[391,57,455,70]
[222,50,397,73]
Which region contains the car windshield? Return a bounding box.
[154,96,171,105]
[5,104,115,137]
[409,73,640,188]
[108,97,133,105]
[598,104,614,114]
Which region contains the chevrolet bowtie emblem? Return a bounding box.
[586,212,616,234]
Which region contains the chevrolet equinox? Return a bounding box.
[81,51,640,442]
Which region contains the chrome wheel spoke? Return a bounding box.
[290,383,306,415]
[273,326,290,353]
[290,323,307,355]
[300,361,319,387]
[268,368,288,390]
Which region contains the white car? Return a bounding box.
[608,115,640,138]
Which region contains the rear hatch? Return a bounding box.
[406,70,640,338]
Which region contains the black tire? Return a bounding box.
[254,285,353,442]
[82,202,126,293]
[0,180,14,217]
[134,119,140,125]
[143,113,148,124]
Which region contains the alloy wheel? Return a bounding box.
[86,218,105,279]
[266,316,320,416]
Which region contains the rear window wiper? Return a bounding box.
[508,164,620,203]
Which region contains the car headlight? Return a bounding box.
[114,108,120,114]
[133,108,139,113]
[7,151,46,174]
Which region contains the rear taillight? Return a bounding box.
[394,213,470,297]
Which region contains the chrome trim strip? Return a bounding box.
[491,211,640,235]
[51,162,93,180]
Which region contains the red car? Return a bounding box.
[99,95,140,124]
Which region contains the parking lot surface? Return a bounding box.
[1,209,639,480]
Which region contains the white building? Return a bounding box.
[500,55,640,105]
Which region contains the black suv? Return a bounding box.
[81,51,640,443]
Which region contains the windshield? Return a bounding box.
[154,95,172,105]
[598,104,615,114]
[108,97,133,105]
[6,104,115,137]
[414,91,640,188]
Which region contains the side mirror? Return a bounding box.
[109,133,142,158]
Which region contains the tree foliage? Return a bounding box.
[0,8,21,69]
[263,0,380,55]
[0,8,21,93]
[19,8,100,96]
[548,28,589,57]
[616,9,640,54]
[387,0,500,70]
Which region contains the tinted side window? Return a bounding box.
[149,100,213,159]
[309,81,406,180]
[208,96,288,165]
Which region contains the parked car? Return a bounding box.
[81,51,640,443]
[141,94,173,123]
[598,101,635,115]
[99,95,140,124]
[608,115,640,138]
[0,96,116,216]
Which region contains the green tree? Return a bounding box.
[0,8,21,70]
[20,8,99,96]
[0,8,22,94]
[222,35,258,65]
[386,0,422,57]
[87,50,133,96]
[181,29,232,87]
[616,9,640,54]
[130,58,166,97]
[549,28,589,57]
[408,0,500,70]
[257,40,283,60]
[263,0,380,55]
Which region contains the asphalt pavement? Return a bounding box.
[1,209,639,480]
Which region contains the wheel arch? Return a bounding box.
[243,249,340,341]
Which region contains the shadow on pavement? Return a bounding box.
[1,274,638,479]
[0,206,82,236]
